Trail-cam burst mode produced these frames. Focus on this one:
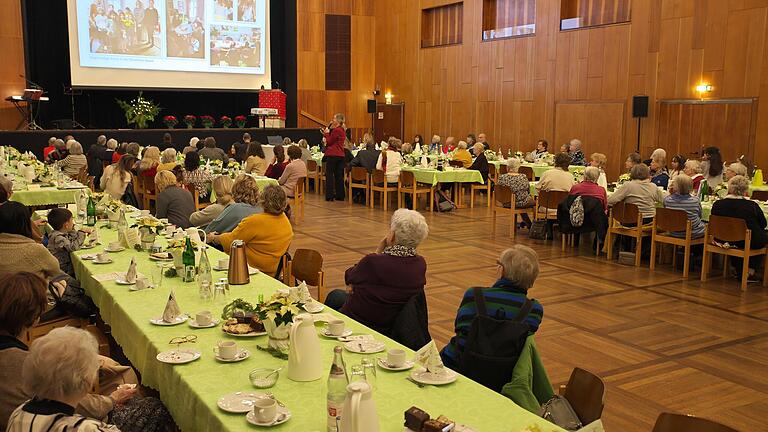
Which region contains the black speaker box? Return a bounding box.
[367,99,376,114]
[632,95,649,118]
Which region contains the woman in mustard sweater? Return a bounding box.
[208,184,293,275]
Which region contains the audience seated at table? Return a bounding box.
[265,144,289,180]
[198,137,228,162]
[624,152,641,173]
[711,175,768,281]
[137,146,160,178]
[230,133,249,163]
[101,155,136,200]
[650,154,669,189]
[466,134,477,150]
[279,146,308,198]
[669,154,686,184]
[451,141,472,168]
[530,139,548,161]
[244,142,268,175]
[45,139,68,164]
[208,185,292,275]
[644,148,666,166]
[190,175,233,228]
[350,134,379,172]
[444,136,457,153]
[155,169,195,229]
[205,174,263,234]
[42,137,56,161]
[536,152,574,194]
[60,141,88,178]
[570,167,608,213]
[683,159,705,193]
[497,159,534,229]
[588,152,608,189]
[46,208,91,277]
[568,139,586,166]
[701,146,724,189]
[412,134,424,150]
[478,133,490,150]
[182,151,213,200]
[440,245,544,370]
[664,174,705,238]
[608,163,663,224]
[400,142,413,156]
[725,162,748,181]
[157,148,178,172]
[86,135,112,185]
[161,132,173,150]
[0,202,61,280]
[325,209,429,335]
[469,143,489,182]
[182,137,200,155]
[376,139,404,185]
[296,138,312,163]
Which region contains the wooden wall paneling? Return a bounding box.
[0,0,25,131]
[561,0,631,28]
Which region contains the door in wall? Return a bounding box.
[374,103,405,144]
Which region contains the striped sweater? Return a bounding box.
[440,279,544,369]
[6,398,119,432]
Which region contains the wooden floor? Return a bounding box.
[290,192,768,432]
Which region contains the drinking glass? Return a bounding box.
[350,365,367,384]
[360,358,377,390]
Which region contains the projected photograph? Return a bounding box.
[213,0,234,21]
[209,25,261,68]
[87,0,162,56]
[237,0,263,23]
[166,0,205,58]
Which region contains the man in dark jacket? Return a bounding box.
[86,135,112,186]
[469,143,489,182]
[350,141,378,172]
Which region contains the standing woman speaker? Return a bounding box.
[321,113,347,201]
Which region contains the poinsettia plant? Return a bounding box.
[235,115,247,128]
[253,292,304,327]
[220,115,232,128]
[183,115,197,128]
[201,115,215,128]
[163,115,178,129]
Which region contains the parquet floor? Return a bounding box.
[290,192,768,432]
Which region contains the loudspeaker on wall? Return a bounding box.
[632,95,649,118]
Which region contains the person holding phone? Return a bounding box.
[321,113,347,201]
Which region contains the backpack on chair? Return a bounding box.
[459,287,533,392]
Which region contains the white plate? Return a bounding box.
[343,339,386,354]
[377,358,415,371]
[150,315,189,326]
[320,328,353,339]
[92,259,113,264]
[409,367,458,385]
[156,349,201,364]
[129,285,154,292]
[222,328,267,337]
[215,348,250,363]
[115,277,136,285]
[149,253,174,261]
[246,406,292,427]
[303,301,324,313]
[104,247,125,253]
[188,318,220,328]
[80,242,98,250]
[213,265,259,275]
[217,391,268,413]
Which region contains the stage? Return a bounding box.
[0,128,323,158]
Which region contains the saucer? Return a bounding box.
[92,258,113,264]
[215,348,250,363]
[343,339,386,354]
[410,367,458,385]
[213,265,259,275]
[217,391,268,413]
[156,349,201,364]
[115,277,136,285]
[129,285,154,291]
[149,253,174,261]
[104,246,125,253]
[188,318,219,328]
[377,357,415,371]
[303,301,324,313]
[246,406,291,427]
[321,328,353,339]
[150,315,189,326]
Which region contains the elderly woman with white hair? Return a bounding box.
[157,148,178,171]
[608,163,663,224]
[570,166,608,212]
[325,209,429,334]
[375,139,404,185]
[182,137,200,154]
[683,159,705,193]
[663,174,705,238]
[568,138,586,166]
[498,158,534,228]
[45,138,68,164]
[725,162,748,181]
[59,141,88,178]
[712,175,768,281]
[440,245,544,372]
[451,140,473,168]
[429,134,441,152]
[650,154,670,189]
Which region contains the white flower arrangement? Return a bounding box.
[484,150,498,161]
[310,145,320,154]
[571,166,586,182]
[617,173,631,185]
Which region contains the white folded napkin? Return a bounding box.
[125,258,137,283]
[162,290,182,323]
[415,340,445,373]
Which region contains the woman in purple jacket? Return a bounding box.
[325,209,429,334]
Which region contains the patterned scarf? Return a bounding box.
[382,244,417,257]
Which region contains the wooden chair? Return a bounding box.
[652,413,738,432]
[498,164,508,175]
[751,190,768,201]
[23,315,110,357]
[519,166,534,181]
[348,167,370,206]
[287,249,326,302]
[650,207,705,277]
[74,165,89,184]
[306,159,321,194]
[370,169,397,212]
[605,201,653,266]
[448,160,465,168]
[491,185,533,238]
[398,171,434,211]
[291,179,306,224]
[138,174,157,212]
[534,189,568,222]
[558,368,605,426]
[469,173,491,208]
[131,174,143,209]
[184,184,208,211]
[701,214,768,291]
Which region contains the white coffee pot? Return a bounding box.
[287,313,323,381]
[339,382,379,432]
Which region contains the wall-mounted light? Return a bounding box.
[385,92,393,104]
[695,83,713,98]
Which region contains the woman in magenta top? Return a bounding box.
[321,113,347,201]
[569,166,607,212]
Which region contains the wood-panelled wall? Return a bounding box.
[561,0,631,27]
[421,2,464,48]
[483,0,536,32]
[0,1,25,131]
[296,0,375,138]
[373,0,768,180]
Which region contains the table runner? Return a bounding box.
[72,221,564,432]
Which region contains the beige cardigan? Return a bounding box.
[245,156,267,176]
[0,234,61,280]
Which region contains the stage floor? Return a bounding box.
[0,128,323,157]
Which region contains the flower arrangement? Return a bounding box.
[514,151,525,159]
[235,115,247,128]
[6,146,21,161]
[571,166,586,182]
[542,153,555,166]
[617,173,631,185]
[227,160,241,170]
[163,115,178,129]
[201,115,215,128]
[714,182,728,198]
[484,149,498,161]
[310,145,320,154]
[166,237,198,251]
[253,291,304,327]
[115,92,161,129]
[220,115,232,128]
[130,217,164,234]
[183,115,197,128]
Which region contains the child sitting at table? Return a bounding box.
[46,208,91,276]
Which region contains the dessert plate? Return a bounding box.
[320,329,353,339]
[215,349,250,363]
[217,391,267,413]
[246,407,291,427]
[409,367,458,385]
[150,315,189,326]
[343,339,385,354]
[188,318,219,328]
[377,358,415,371]
[156,349,200,364]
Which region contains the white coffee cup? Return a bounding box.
[214,341,238,359]
[135,277,150,290]
[387,348,407,367]
[328,319,345,336]
[108,241,122,250]
[196,311,212,326]
[218,258,229,269]
[252,398,277,423]
[96,252,109,262]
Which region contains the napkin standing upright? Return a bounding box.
[162,290,182,323]
[415,340,446,374]
[125,258,137,283]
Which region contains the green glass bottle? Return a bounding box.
[86,196,96,226]
[182,236,196,283]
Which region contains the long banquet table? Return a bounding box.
[72,218,565,432]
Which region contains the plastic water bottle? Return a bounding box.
[326,346,348,432]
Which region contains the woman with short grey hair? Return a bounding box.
[608,163,663,222]
[683,159,705,192]
[663,174,705,238]
[725,162,748,181]
[324,209,429,336]
[59,141,88,178]
[569,165,608,212]
[497,157,534,228]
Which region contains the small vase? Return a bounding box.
[263,320,291,352]
[185,123,194,129]
[140,228,156,250]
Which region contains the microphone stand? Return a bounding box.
[62,84,85,129]
[17,74,45,130]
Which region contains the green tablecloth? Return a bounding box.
[72,222,563,432]
[11,184,89,207]
[490,161,584,179]
[701,200,768,222]
[401,167,484,186]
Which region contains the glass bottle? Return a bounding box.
[198,244,212,300]
[326,346,348,432]
[182,235,196,283]
[117,207,128,231]
[86,196,96,226]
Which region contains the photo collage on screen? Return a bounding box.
[209,0,263,68]
[88,0,163,56]
[166,0,206,58]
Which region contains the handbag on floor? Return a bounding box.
[433,189,455,212]
[528,220,548,240]
[539,395,583,430]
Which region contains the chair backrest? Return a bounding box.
[350,166,368,182]
[610,200,641,225]
[294,178,305,197]
[563,368,605,425]
[140,174,156,195]
[75,165,88,184]
[389,291,432,351]
[655,207,689,233]
[372,169,386,184]
[751,190,768,201]
[708,215,748,242]
[518,166,534,181]
[538,189,569,209]
[652,413,738,432]
[498,164,508,175]
[291,248,323,286]
[307,159,318,172]
[449,160,464,168]
[400,170,415,188]
[494,184,512,205]
[489,164,498,178]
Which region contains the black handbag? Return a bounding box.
[49,274,96,318]
[528,220,548,240]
